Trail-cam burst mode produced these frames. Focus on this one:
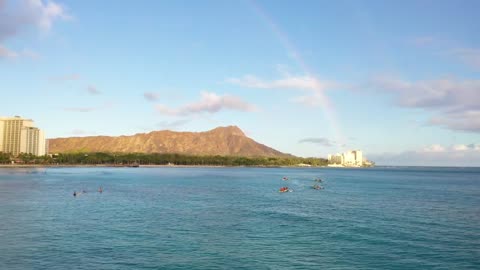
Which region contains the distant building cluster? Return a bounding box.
[328,150,371,167]
[0,116,47,156]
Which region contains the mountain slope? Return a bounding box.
[48,126,289,157]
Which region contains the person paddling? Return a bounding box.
[73,191,77,197]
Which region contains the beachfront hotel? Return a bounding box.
[328,150,366,167]
[0,116,47,156]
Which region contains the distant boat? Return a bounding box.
[129,162,139,167]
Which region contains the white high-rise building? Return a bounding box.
[343,151,355,166]
[0,116,46,156]
[354,150,363,166]
[20,127,46,156]
[328,150,364,167]
[0,120,4,152]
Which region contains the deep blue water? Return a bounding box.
[0,167,479,269]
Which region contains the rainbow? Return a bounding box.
[249,1,346,149]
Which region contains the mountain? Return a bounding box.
[48,126,290,157]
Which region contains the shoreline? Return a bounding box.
[0,164,326,169]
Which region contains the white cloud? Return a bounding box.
[0,45,38,60]
[410,36,480,70]
[0,44,17,58]
[291,92,330,107]
[227,68,337,108]
[87,85,100,95]
[411,36,436,47]
[429,110,480,132]
[370,76,479,109]
[370,143,480,166]
[20,49,39,59]
[452,144,468,151]
[422,144,446,153]
[226,74,331,92]
[63,107,96,112]
[299,137,334,147]
[155,91,256,116]
[369,76,480,132]
[156,119,190,129]
[71,129,87,135]
[449,48,480,69]
[63,102,112,112]
[469,143,480,151]
[144,92,159,101]
[29,0,70,30]
[0,0,70,58]
[0,0,70,37]
[48,73,80,82]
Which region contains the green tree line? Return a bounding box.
[0,152,328,167]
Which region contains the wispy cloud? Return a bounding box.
[449,48,480,69]
[144,92,159,101]
[410,36,436,47]
[422,144,446,153]
[156,91,256,116]
[0,0,70,38]
[71,129,88,135]
[48,73,80,82]
[369,75,480,132]
[369,143,480,166]
[370,76,479,109]
[0,0,70,58]
[63,107,96,112]
[87,85,100,95]
[452,144,468,151]
[409,36,480,70]
[422,143,480,153]
[291,92,330,107]
[299,137,335,147]
[0,44,17,58]
[63,102,112,112]
[0,45,39,60]
[20,49,40,59]
[429,110,480,132]
[156,119,190,129]
[227,74,332,92]
[226,67,337,107]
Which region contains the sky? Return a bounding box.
[1,0,479,166]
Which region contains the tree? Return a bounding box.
[0,152,11,164]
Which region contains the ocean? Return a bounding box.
[0,167,478,269]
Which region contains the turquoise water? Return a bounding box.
[0,167,479,269]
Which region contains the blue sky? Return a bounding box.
[1,0,479,166]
